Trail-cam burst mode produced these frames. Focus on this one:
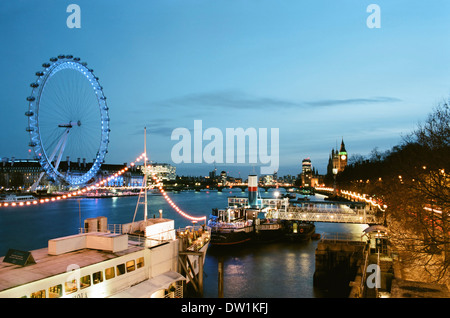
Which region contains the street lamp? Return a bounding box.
[332,168,338,194]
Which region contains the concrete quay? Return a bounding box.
[313,233,367,294]
[314,231,450,298]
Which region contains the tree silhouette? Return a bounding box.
[335,102,449,282]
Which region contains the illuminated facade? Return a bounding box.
[328,138,348,175]
[0,159,173,189]
[301,158,313,187]
[141,163,176,181]
[0,158,41,189]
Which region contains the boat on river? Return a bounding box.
[283,220,316,241]
[208,175,315,245]
[0,215,209,298]
[0,194,36,203]
[208,208,255,245]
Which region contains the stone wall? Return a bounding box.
[314,238,367,295]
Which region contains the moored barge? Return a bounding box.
[208,175,316,245]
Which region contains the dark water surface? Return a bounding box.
[0,189,367,298]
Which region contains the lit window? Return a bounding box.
[80,275,91,289]
[65,279,77,294]
[49,284,62,298]
[30,289,46,298]
[116,263,126,276]
[93,271,103,284]
[105,267,115,280]
[136,257,144,269]
[126,260,135,272]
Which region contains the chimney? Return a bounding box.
[248,175,258,208]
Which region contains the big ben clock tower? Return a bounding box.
[338,138,347,172]
[327,138,349,176]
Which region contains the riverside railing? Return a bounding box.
[319,232,368,244]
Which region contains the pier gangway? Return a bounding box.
[268,208,380,224]
[262,199,383,225]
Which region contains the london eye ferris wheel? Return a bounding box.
[25,55,110,189]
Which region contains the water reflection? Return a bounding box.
[0,190,367,298]
[205,240,323,298]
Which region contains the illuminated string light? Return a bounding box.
[315,187,386,211]
[149,173,206,222]
[341,190,386,212]
[315,187,335,192]
[0,152,207,222]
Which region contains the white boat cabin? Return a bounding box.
[0,216,185,298]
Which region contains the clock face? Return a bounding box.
[341,155,346,160]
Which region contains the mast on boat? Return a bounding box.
[144,127,148,222]
[130,127,149,233]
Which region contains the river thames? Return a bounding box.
[0,189,367,298]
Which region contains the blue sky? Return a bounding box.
[1,1,450,177]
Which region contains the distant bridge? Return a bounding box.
[163,184,310,193]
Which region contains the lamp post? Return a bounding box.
[332,168,338,195]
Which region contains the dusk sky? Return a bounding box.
[1,1,450,177]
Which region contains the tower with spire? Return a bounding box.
[338,138,347,172]
[327,138,348,174]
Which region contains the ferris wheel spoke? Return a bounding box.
[40,127,66,156]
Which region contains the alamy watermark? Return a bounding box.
[66,4,81,29]
[366,264,381,289]
[366,4,381,29]
[171,120,279,174]
[66,4,380,30]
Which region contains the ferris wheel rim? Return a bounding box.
[25,55,110,186]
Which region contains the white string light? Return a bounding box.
[0,153,207,222]
[340,190,386,212]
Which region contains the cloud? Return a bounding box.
[306,97,402,107]
[152,90,298,111]
[148,91,402,112]
[130,120,175,137]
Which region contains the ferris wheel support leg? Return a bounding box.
[30,171,45,192]
[53,130,70,175]
[47,128,70,165]
[30,129,70,192]
[48,131,69,193]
